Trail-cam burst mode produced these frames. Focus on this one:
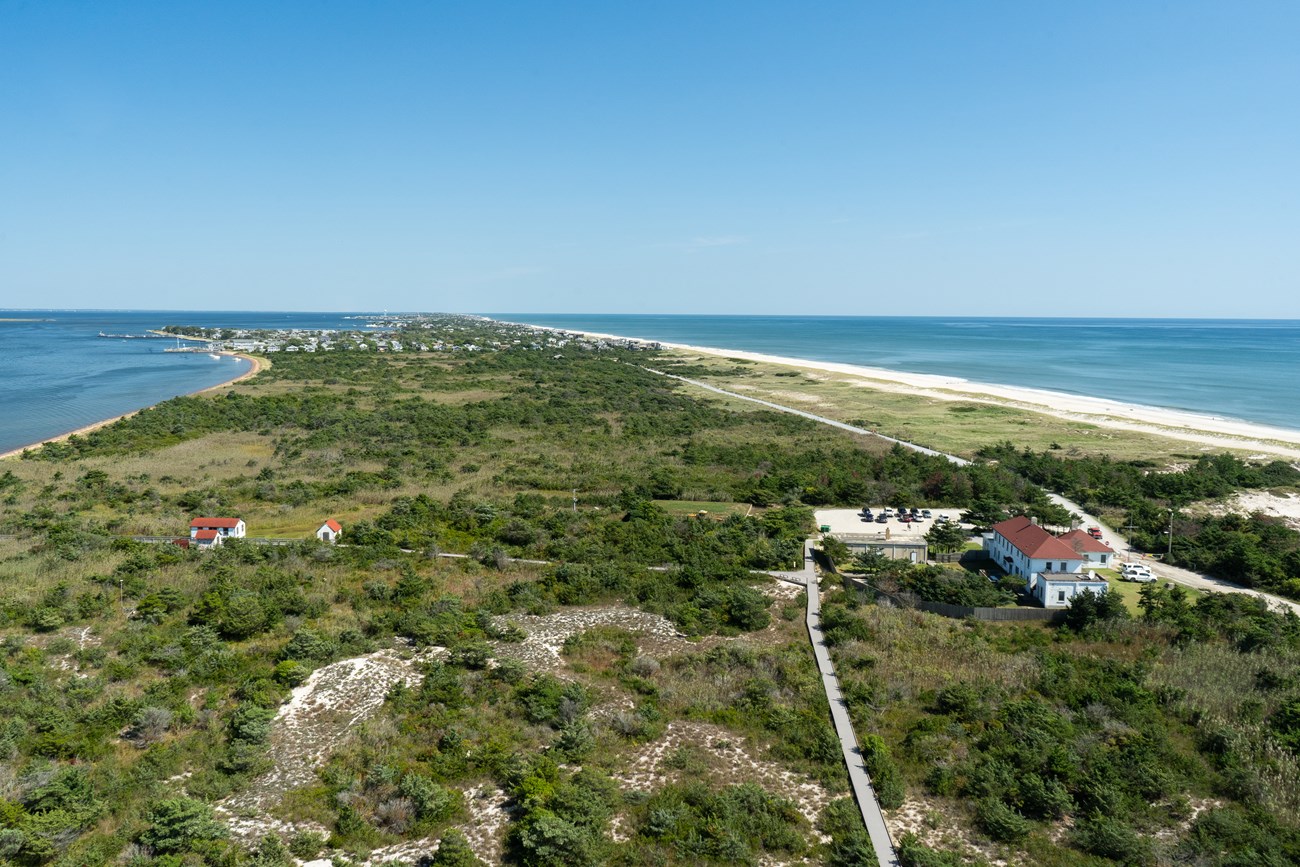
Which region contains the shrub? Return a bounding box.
[1071,815,1152,864]
[975,798,1030,842]
[430,829,485,866]
[860,735,905,809]
[139,797,226,853]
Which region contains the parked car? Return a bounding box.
[1087,526,1103,540]
[1121,563,1156,583]
[875,514,889,523]
[910,507,920,516]
[898,514,913,523]
[922,509,932,518]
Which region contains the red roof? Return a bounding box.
[191,517,241,529]
[991,516,1083,561]
[194,529,220,541]
[1058,529,1113,554]
[321,519,342,533]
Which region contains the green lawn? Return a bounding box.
[654,499,753,518]
[1096,568,1204,614]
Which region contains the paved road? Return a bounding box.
[780,544,900,867]
[657,367,1299,617]
[645,368,968,466]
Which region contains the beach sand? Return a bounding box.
[513,322,1300,462]
[0,353,268,461]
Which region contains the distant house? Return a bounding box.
[1057,529,1115,567]
[192,529,224,549]
[316,519,342,543]
[190,517,245,539]
[1029,571,1110,608]
[983,516,1085,579]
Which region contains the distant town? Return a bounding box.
[157,314,661,354]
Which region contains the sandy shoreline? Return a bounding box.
[0,353,267,461]
[501,320,1300,461]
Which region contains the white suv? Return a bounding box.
[1120,563,1156,583]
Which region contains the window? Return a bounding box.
[1057,590,1066,603]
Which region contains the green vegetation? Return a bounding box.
[0,317,1296,866]
[660,352,1254,463]
[822,579,1300,865]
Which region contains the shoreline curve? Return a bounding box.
[492,318,1300,460]
[0,353,268,461]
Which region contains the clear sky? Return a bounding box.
[2,1,1298,316]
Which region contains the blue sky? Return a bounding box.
[2,1,1298,316]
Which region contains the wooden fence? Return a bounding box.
[843,576,1066,623]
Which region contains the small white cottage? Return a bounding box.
[190,517,245,538]
[316,519,342,543]
[1029,571,1111,608]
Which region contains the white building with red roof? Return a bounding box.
[189,517,245,539]
[984,515,1084,578]
[984,515,1110,607]
[1056,529,1115,567]
[316,519,342,543]
[192,529,224,549]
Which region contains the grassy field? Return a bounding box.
[662,351,1270,465]
[653,499,754,518]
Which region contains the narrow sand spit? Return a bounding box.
[613,720,835,840]
[218,646,444,839]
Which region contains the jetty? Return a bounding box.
[98,331,168,339]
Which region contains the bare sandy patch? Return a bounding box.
[491,606,694,673]
[1209,490,1300,530]
[613,720,836,838]
[218,645,445,840]
[889,797,1008,867]
[356,783,512,867]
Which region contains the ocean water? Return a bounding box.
[0,310,360,455]
[3,311,1299,455]
[496,315,1300,433]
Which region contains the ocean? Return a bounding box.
[2,311,1298,455]
[497,314,1300,433]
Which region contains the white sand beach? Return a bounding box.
[512,322,1300,462]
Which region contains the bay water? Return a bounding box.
[0,310,356,455]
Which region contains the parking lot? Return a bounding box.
[814,506,970,536]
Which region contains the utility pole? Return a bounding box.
[1167,508,1174,559]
